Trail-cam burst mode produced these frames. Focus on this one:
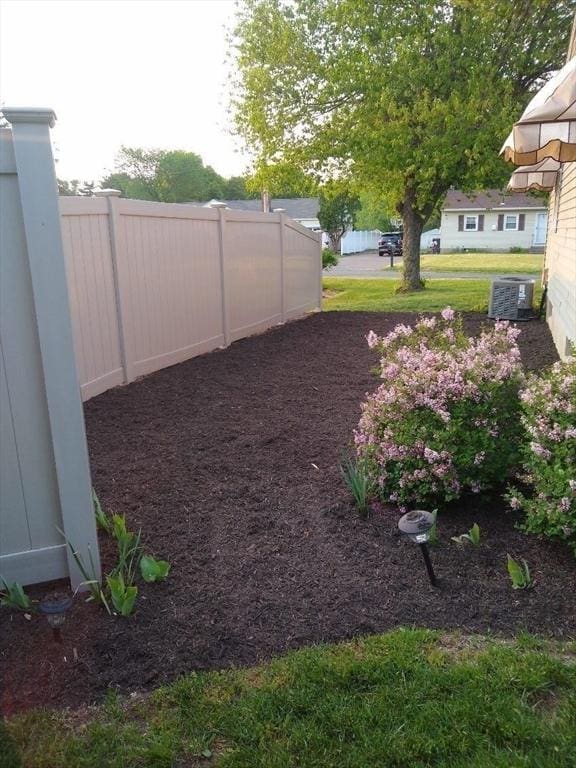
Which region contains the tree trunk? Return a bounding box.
[328,231,342,254]
[400,193,425,292]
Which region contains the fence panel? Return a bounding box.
[116,200,225,378]
[60,199,321,400]
[224,210,283,342]
[284,220,322,319]
[60,197,124,400]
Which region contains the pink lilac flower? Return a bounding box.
[509,497,522,510]
[441,307,455,321]
[366,330,379,349]
[560,497,571,512]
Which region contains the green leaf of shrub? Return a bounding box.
[140,555,171,583]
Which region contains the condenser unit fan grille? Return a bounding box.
[488,277,535,321]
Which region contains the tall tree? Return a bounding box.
[232,0,572,290]
[101,147,227,202]
[318,184,360,253]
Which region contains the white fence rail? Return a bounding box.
[60,194,322,401]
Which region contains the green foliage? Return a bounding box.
[101,147,246,203]
[57,178,81,196]
[322,247,339,269]
[507,360,576,555]
[452,522,481,546]
[93,488,112,535]
[355,190,396,232]
[110,514,142,587]
[509,246,529,253]
[341,455,374,517]
[507,554,533,590]
[232,0,571,289]
[63,536,111,613]
[318,184,360,252]
[246,159,317,198]
[140,555,171,583]
[83,495,171,616]
[0,578,33,611]
[356,312,524,507]
[7,629,576,767]
[106,573,138,617]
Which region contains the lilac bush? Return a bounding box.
[507,359,576,555]
[355,309,524,508]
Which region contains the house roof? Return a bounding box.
[442,189,547,211]
[199,197,320,219]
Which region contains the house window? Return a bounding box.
[464,215,478,231]
[505,214,519,230]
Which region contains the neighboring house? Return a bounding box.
[201,197,321,231]
[440,189,548,252]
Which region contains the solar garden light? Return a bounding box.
[39,592,73,642]
[398,510,437,587]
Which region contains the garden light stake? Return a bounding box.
[398,510,437,587]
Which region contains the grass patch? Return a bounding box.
[4,629,576,767]
[416,253,543,274]
[323,277,496,312]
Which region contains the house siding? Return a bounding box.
[545,161,576,359]
[440,209,545,251]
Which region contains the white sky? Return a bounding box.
[0,0,251,182]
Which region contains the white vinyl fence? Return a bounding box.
[60,193,322,401]
[341,230,381,254]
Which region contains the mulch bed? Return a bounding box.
[1,311,574,715]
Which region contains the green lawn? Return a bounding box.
[415,252,543,273]
[4,629,575,767]
[323,277,496,312]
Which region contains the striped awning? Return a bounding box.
[501,57,576,165]
[507,158,560,192]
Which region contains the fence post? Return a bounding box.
[2,107,100,589]
[213,204,231,346]
[95,189,135,383]
[317,231,323,310]
[278,212,287,322]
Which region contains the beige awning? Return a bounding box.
[507,158,560,192]
[501,57,576,165]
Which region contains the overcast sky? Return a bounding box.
[0,0,251,182]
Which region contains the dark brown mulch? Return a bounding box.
[1,311,573,716]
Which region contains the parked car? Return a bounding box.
[378,232,403,257]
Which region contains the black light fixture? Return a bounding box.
[39,592,73,642]
[398,510,437,586]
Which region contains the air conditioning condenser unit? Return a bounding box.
[488,277,535,321]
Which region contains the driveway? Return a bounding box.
[324,251,539,281]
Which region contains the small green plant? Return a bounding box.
[106,573,138,617]
[509,246,528,253]
[0,578,33,611]
[110,514,142,586]
[341,455,374,517]
[507,554,533,590]
[452,523,481,546]
[322,247,339,270]
[93,488,113,534]
[427,509,439,546]
[140,555,171,583]
[64,537,111,613]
